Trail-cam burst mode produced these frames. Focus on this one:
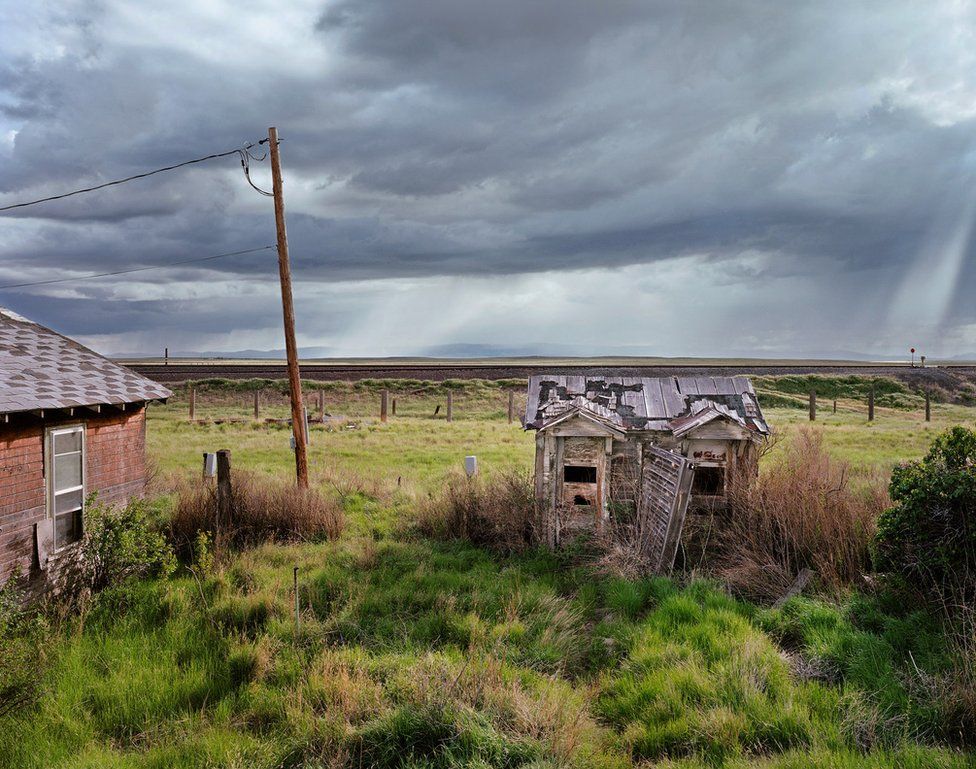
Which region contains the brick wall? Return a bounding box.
[0,408,148,583]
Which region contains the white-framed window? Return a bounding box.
[47,425,85,549]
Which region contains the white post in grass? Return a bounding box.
[293,565,300,636]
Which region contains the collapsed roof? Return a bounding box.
[525,375,769,436]
[0,308,171,416]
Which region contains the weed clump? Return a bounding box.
[687,427,886,601]
[599,582,817,764]
[416,469,537,554]
[171,473,344,555]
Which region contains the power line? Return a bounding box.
[0,245,275,290]
[0,139,270,213]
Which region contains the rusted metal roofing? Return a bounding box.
[536,395,628,434]
[0,308,171,416]
[669,398,751,437]
[526,374,769,435]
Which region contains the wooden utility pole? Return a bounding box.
[268,126,309,488]
[925,390,931,422]
[253,391,260,420]
[381,389,389,422]
[809,390,816,421]
[189,386,196,420]
[446,390,454,423]
[868,387,875,421]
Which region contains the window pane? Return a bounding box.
[54,430,82,455]
[55,488,83,515]
[55,511,82,548]
[54,452,82,491]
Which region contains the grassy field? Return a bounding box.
[2,378,975,768]
[152,378,976,483]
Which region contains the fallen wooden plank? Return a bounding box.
[773,568,814,608]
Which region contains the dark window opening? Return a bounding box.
[573,494,591,506]
[692,466,725,496]
[564,465,596,483]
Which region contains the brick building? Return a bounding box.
[0,308,170,587]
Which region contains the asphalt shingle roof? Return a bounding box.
[0,308,171,415]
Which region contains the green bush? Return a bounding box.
[82,496,177,592]
[873,427,976,602]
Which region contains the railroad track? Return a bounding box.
[126,361,976,385]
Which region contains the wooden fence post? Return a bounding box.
[446,390,453,423]
[809,390,816,421]
[381,389,388,422]
[318,390,325,422]
[189,387,196,421]
[216,449,232,536]
[508,390,514,424]
[392,397,397,417]
[253,391,260,420]
[833,398,837,414]
[925,390,931,422]
[868,387,875,421]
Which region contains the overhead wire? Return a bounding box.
[0,245,276,290]
[239,144,274,197]
[0,137,273,212]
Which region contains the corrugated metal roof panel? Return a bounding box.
[525,373,769,435]
[660,377,686,417]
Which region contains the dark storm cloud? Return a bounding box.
[2,0,976,352]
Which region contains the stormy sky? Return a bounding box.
[2,1,975,358]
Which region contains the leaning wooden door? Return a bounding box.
[639,445,695,573]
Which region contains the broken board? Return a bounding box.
[640,445,695,573]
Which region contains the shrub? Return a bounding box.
[82,496,177,593]
[171,473,344,555]
[688,427,886,601]
[874,426,976,604]
[416,468,537,554]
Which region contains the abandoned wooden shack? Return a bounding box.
[525,374,770,571]
[0,308,171,590]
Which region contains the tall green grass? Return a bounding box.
[4,544,969,768]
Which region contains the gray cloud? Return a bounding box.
[2,0,976,355]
